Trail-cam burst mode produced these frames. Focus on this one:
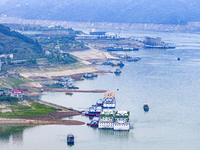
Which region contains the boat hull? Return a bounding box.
[85,113,100,116]
[67,135,74,145]
[143,105,149,112]
[113,123,130,131]
[98,122,114,129]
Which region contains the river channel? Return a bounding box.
[1,30,200,150]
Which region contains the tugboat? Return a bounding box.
[67,134,74,145]
[143,103,149,112]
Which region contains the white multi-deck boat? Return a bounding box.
[103,92,116,109]
[113,111,130,131]
[98,109,115,129]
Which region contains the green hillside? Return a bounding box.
[0,24,43,60]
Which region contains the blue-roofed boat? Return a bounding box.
[85,106,102,116]
[87,116,100,127]
[114,69,121,75]
[143,103,149,112]
[67,134,74,145]
[83,73,98,78]
[96,99,104,107]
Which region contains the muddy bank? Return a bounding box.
[0,111,85,126]
[0,118,85,126]
[18,85,108,96]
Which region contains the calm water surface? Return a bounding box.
[1,30,200,150]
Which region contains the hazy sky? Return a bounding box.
[0,0,200,24]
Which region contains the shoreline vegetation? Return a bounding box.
[0,24,119,126]
[0,96,84,126]
[0,47,117,126]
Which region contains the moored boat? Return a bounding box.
[65,91,73,95]
[113,111,130,131]
[87,116,100,127]
[85,106,102,116]
[98,109,115,129]
[114,69,121,75]
[103,92,116,109]
[118,61,124,68]
[144,45,175,49]
[96,99,104,107]
[83,73,98,78]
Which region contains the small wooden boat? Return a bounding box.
[114,69,121,75]
[65,91,73,95]
[67,134,74,145]
[143,103,149,112]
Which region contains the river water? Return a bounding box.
[1,30,200,150]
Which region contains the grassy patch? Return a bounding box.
[36,58,47,63]
[8,77,25,86]
[0,100,59,118]
[19,76,33,82]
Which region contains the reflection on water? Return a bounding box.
[99,129,130,138]
[2,31,200,150]
[0,125,29,142]
[0,125,33,149]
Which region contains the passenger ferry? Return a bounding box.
[98,109,115,129]
[113,111,130,131]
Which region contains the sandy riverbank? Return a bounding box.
[20,48,118,80]
[17,48,116,95]
[69,47,119,63]
[20,67,98,79]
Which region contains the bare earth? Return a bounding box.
[20,67,98,79]
[0,111,85,125]
[69,47,118,63]
[0,48,118,125]
[20,48,118,79]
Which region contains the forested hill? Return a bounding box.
[1,0,200,25]
[0,24,43,60]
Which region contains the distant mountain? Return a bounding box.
[0,0,200,25]
[0,24,43,60]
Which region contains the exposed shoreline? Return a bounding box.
[0,111,85,126]
[1,48,117,126]
[17,48,115,96]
